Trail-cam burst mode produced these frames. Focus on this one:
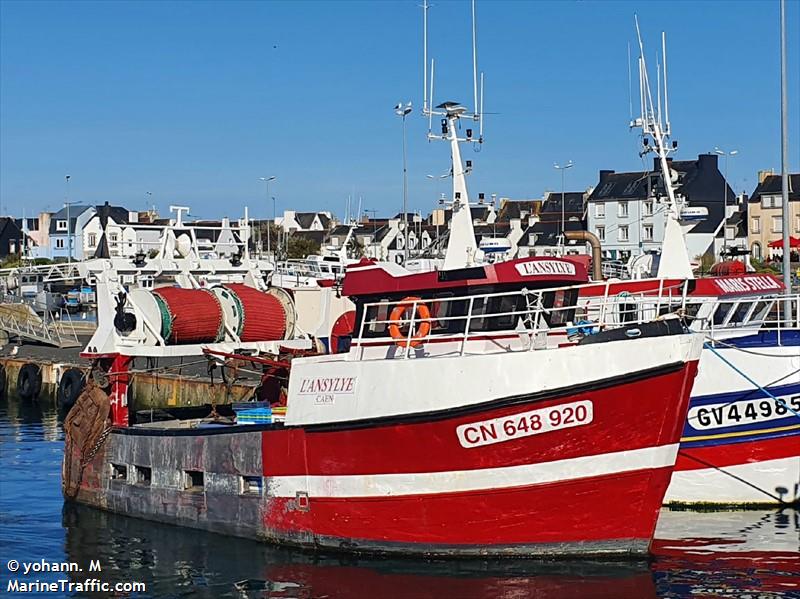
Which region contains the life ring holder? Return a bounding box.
[388,296,432,348]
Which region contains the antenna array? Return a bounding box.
[422,0,486,147]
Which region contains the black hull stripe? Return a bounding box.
[113,361,687,438]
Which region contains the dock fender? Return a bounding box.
[16,363,42,400]
[58,368,86,414]
[0,364,6,399]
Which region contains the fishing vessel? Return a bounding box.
[62,246,702,557]
[579,23,800,506]
[61,48,704,553]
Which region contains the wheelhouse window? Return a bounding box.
[749,300,773,326]
[711,302,734,326]
[727,302,753,327]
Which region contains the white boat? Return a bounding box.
[580,24,800,507]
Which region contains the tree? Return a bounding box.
[286,235,321,259]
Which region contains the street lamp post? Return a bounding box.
[65,175,72,264]
[714,147,738,204]
[272,195,277,259]
[259,176,276,258]
[395,102,412,263]
[553,162,574,245]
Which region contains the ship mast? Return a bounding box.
[631,18,693,280]
[422,0,486,270]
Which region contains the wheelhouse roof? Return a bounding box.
[342,257,588,298]
[578,273,784,299]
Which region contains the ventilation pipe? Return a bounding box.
[564,230,603,281]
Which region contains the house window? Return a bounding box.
[725,226,736,240]
[751,217,760,233]
[55,238,65,249]
[761,195,780,209]
[87,233,97,247]
[752,242,762,260]
[56,220,68,231]
[618,226,629,242]
[643,201,654,216]
[795,215,800,233]
[772,216,783,233]
[110,233,119,245]
[618,202,629,218]
[596,226,605,241]
[595,203,605,218]
[643,225,654,241]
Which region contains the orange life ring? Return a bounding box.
[388,296,432,348]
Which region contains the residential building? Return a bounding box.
[524,191,589,257]
[496,198,542,225]
[276,211,333,233]
[587,154,731,262]
[15,212,52,258]
[747,172,800,261]
[712,194,749,262]
[48,204,95,260]
[83,204,139,258]
[0,217,27,260]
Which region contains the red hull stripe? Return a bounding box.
[263,363,696,477]
[267,444,678,498]
[263,467,672,546]
[675,434,800,471]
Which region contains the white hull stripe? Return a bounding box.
[267,444,680,498]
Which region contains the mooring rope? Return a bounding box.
[703,341,800,419]
[704,335,800,358]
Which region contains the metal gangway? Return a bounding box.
[0,301,81,348]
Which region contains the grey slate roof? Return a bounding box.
[588,154,728,235]
[496,200,542,222]
[294,213,318,229]
[540,192,586,220]
[86,205,130,226]
[748,174,800,202]
[48,205,92,234]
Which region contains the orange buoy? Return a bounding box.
[388,296,432,348]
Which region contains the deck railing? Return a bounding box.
[355,280,690,360]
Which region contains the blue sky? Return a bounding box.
[1,0,798,221]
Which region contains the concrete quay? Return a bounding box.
[0,339,259,413]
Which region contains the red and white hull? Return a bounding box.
[262,334,702,556]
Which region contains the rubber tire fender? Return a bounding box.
[58,368,85,414]
[16,363,42,400]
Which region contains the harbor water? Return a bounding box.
[1,396,798,599]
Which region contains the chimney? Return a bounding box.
[599,170,614,183]
[653,156,675,171]
[698,153,718,170]
[758,169,774,184]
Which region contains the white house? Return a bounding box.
[276,211,333,233]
